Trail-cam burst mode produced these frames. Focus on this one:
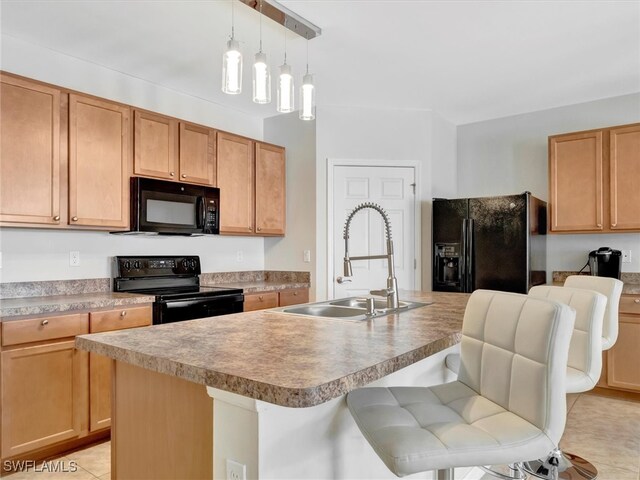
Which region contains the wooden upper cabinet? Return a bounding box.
[217,132,254,234]
[0,75,61,225]
[69,94,130,228]
[549,131,604,232]
[610,124,640,230]
[134,111,178,180]
[255,142,286,236]
[179,122,216,186]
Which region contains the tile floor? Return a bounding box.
[3,392,639,479]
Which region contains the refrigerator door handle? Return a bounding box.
[466,218,474,293]
[461,219,467,292]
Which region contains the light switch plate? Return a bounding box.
[236,250,244,263]
[303,250,311,263]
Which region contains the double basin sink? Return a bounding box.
[277,297,430,321]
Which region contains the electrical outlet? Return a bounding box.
[69,251,80,267]
[303,249,311,263]
[226,459,246,480]
[622,250,632,264]
[236,250,244,263]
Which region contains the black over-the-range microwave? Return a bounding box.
[112,177,220,236]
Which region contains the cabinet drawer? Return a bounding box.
[2,313,88,347]
[90,306,152,333]
[243,292,279,312]
[619,295,640,315]
[279,289,309,307]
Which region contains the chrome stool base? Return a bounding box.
[524,449,598,480]
[480,463,527,479]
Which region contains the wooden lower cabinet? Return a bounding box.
[243,288,309,312]
[244,292,279,312]
[1,340,88,458]
[596,294,640,396]
[0,305,152,464]
[89,306,152,431]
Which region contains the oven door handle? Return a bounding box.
[196,196,206,229]
[158,294,244,309]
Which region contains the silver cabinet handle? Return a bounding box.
[41,319,49,326]
[71,216,78,222]
[53,215,60,221]
[258,296,264,301]
[293,292,298,296]
[120,310,127,317]
[170,172,175,176]
[635,299,640,304]
[181,174,187,178]
[257,227,262,232]
[597,223,602,227]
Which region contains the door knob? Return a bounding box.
[257,227,262,232]
[120,311,127,317]
[181,174,187,178]
[41,319,49,326]
[170,172,175,176]
[53,215,60,221]
[72,216,78,222]
[635,299,640,304]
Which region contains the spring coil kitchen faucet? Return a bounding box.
[337,202,399,309]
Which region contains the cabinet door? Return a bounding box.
[88,306,152,432]
[217,132,254,234]
[134,111,178,180]
[179,122,216,186]
[607,315,640,392]
[549,131,604,232]
[69,94,130,228]
[1,341,88,458]
[255,143,286,236]
[0,75,61,225]
[610,124,640,230]
[243,292,279,311]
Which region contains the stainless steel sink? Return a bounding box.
[330,298,413,310]
[283,305,367,318]
[278,297,430,321]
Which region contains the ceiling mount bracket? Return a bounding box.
[239,0,321,39]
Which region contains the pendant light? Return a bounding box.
[222,0,242,95]
[277,27,294,113]
[252,0,271,104]
[299,37,315,121]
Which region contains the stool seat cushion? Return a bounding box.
[347,381,556,476]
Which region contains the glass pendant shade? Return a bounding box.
[299,73,315,120]
[222,39,242,95]
[252,52,271,104]
[277,63,295,113]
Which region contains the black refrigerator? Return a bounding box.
[432,192,547,294]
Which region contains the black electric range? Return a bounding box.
[113,256,244,324]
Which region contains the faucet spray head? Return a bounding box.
[343,258,353,277]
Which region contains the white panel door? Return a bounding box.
[333,166,416,298]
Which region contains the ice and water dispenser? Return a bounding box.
[434,243,461,289]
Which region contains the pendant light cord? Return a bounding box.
[259,0,263,52]
[283,23,287,64]
[306,33,309,74]
[231,0,235,39]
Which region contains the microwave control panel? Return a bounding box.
[203,199,218,234]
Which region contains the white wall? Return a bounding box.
[0,35,266,283]
[457,93,640,278]
[315,105,457,300]
[263,112,317,299]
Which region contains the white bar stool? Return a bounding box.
[347,290,576,479]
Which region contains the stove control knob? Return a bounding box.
[181,259,189,269]
[190,259,197,269]
[123,261,131,270]
[133,261,141,270]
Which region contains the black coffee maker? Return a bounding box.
[588,247,622,279]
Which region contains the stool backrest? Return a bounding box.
[529,286,606,387]
[563,275,623,350]
[458,290,575,445]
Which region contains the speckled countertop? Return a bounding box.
[200,271,311,293]
[76,291,467,408]
[552,271,640,295]
[0,292,155,319]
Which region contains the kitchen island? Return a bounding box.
[76,291,469,479]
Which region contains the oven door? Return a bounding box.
[153,294,244,324]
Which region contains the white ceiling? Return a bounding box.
[2,0,639,124]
